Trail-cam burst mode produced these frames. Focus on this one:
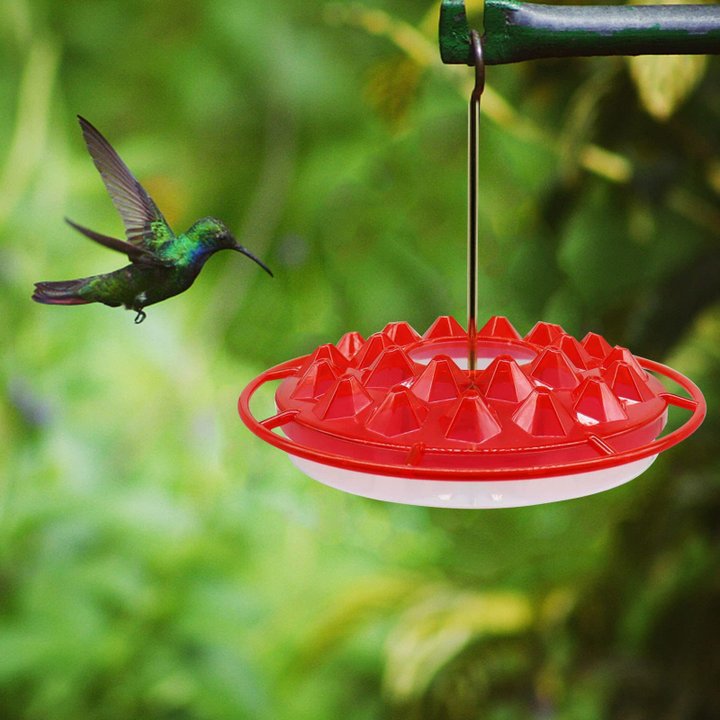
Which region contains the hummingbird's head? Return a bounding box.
[192,217,273,276]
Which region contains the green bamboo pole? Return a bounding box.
[440,0,720,64]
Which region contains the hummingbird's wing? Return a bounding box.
[64,218,164,266]
[78,116,174,259]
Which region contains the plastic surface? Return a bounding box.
[239,316,705,507]
[289,454,658,508]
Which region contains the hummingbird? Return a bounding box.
[32,116,272,323]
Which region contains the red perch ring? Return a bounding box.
[239,316,705,508]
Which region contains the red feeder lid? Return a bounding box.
[239,316,705,508]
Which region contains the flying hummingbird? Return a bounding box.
[32,116,272,323]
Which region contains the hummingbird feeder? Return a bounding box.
[239,0,711,508]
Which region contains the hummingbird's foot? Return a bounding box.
[134,309,147,324]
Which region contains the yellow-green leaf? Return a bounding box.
[383,587,533,702]
[627,53,707,121]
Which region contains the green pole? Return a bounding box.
[440,0,720,65]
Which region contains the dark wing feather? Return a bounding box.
[64,218,170,267]
[77,116,174,253]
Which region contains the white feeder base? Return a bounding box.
[288,454,658,508]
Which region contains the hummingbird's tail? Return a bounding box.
[32,280,92,305]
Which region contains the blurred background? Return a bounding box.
[1,0,719,717]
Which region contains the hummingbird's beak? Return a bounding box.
[233,243,273,277]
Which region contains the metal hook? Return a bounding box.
[467,29,484,375]
[471,29,485,95]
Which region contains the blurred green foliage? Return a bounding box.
[1,0,719,717]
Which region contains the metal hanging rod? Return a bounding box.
[467,30,484,374]
[440,0,720,65]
